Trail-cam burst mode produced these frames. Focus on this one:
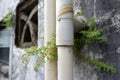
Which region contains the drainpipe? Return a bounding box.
[56,0,73,80]
[44,0,57,80]
[73,10,87,32]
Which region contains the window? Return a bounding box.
[15,0,38,48]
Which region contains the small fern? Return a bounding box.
[80,30,107,43]
[76,53,116,72]
[83,17,96,30]
[2,12,13,27]
[22,33,57,71]
[74,17,116,72]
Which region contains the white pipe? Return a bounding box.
[56,0,74,45]
[44,0,57,80]
[45,0,56,42]
[73,10,86,32]
[45,60,57,80]
[56,0,73,80]
[58,47,73,80]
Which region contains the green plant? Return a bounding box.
[83,17,96,30]
[74,17,116,72]
[2,12,13,27]
[22,33,57,71]
[75,53,116,72]
[22,17,116,73]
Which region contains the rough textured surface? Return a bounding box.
[0,63,9,80]
[10,0,120,80]
[73,0,120,80]
[10,47,44,80]
[0,0,19,80]
[0,0,19,21]
[9,0,44,80]
[96,0,120,80]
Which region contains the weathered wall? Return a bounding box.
[10,0,120,80]
[0,0,19,80]
[0,0,19,21]
[73,0,120,80]
[73,0,98,80]
[0,62,9,80]
[9,0,44,80]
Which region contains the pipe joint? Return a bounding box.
[57,3,73,20]
[56,2,74,46]
[56,13,74,46]
[57,17,73,21]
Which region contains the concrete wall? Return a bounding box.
[0,0,19,21]
[0,1,19,80]
[9,0,44,80]
[10,0,120,80]
[73,0,120,80]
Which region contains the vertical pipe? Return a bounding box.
[58,47,73,80]
[45,60,57,80]
[44,0,57,80]
[56,0,73,80]
[56,0,74,45]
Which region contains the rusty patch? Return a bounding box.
[57,4,73,19]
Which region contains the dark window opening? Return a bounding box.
[24,26,32,42]
[15,0,38,48]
